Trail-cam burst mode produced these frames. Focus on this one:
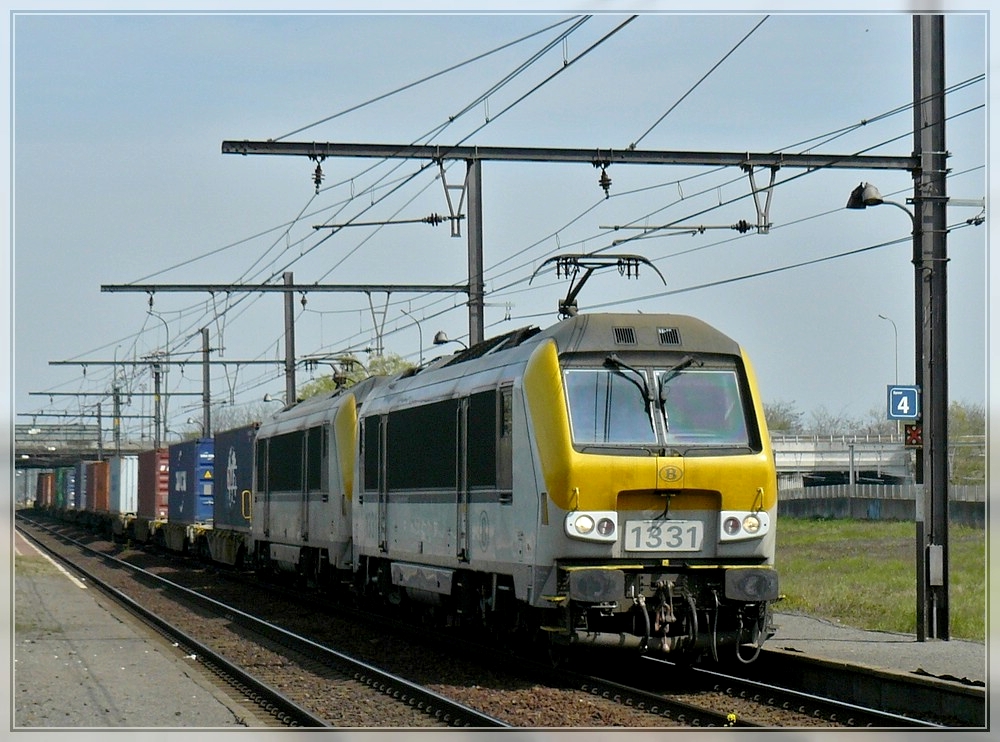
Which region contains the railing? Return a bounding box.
[779,483,986,502]
[772,433,903,445]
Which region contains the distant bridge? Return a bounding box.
[14,423,149,469]
[771,434,912,486]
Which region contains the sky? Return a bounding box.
[5,3,991,449]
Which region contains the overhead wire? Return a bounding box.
[200,15,630,369]
[264,35,985,378]
[37,21,984,433]
[272,15,587,141]
[629,15,770,150]
[42,16,606,427]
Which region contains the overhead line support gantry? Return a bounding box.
[220,139,917,346]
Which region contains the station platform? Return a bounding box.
[11,528,262,729]
[768,611,988,687]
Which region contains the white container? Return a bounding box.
[109,455,139,515]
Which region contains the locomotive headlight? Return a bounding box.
[719,510,770,542]
[574,514,596,535]
[565,512,618,543]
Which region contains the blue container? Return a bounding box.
[168,438,215,524]
[213,424,257,531]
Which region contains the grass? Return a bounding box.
[775,518,986,641]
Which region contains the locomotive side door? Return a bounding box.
[254,438,270,538]
[456,398,471,562]
[376,415,389,553]
[300,425,326,543]
[300,430,309,542]
[498,385,513,503]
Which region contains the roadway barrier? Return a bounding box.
[778,484,985,527]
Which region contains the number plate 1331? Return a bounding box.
[625,520,703,552]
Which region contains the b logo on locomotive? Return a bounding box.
[658,464,684,483]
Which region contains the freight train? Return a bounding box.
[27,312,779,663]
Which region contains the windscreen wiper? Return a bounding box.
[603,354,655,432]
[657,355,703,424]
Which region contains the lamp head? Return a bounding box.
[846,182,885,209]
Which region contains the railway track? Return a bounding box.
[638,655,948,728]
[14,516,507,729]
[15,513,980,729]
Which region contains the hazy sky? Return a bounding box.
[6,4,991,445]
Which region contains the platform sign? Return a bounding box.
[887,385,920,421]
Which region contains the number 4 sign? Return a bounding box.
[887,385,921,420]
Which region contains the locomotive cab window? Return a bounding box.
[564,363,757,452]
[657,369,750,447]
[564,368,658,445]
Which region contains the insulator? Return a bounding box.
[735,219,752,233]
[598,167,612,199]
[313,162,323,193]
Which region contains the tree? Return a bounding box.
[764,400,804,434]
[856,406,896,437]
[179,401,275,439]
[806,405,863,437]
[949,400,986,484]
[298,352,414,401]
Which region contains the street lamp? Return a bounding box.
[401,308,425,365]
[433,330,468,350]
[877,314,899,385]
[264,392,296,411]
[846,182,918,231]
[147,309,171,448]
[848,180,945,642]
[879,313,900,440]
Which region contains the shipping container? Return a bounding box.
[109,455,139,515]
[213,424,257,531]
[168,438,214,524]
[16,469,40,508]
[87,460,110,513]
[54,467,75,509]
[137,448,170,520]
[74,461,90,511]
[35,472,55,509]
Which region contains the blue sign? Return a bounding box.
[887,385,920,420]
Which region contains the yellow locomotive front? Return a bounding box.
[523,314,778,662]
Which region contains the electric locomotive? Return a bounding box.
[252,312,778,662]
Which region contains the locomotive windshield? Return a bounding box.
[564,368,659,445]
[657,368,750,447]
[564,364,751,451]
